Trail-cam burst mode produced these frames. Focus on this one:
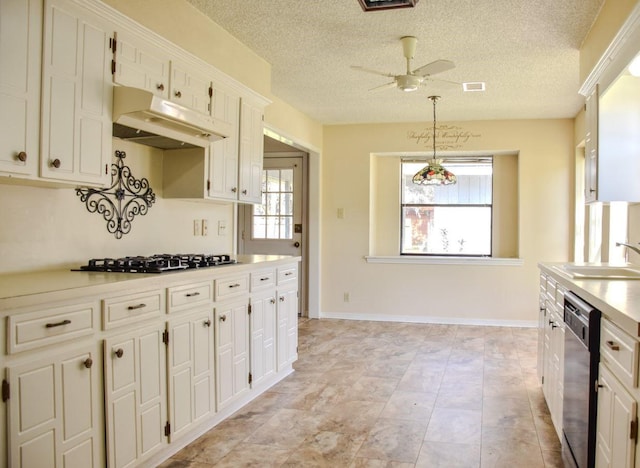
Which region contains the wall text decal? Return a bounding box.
[407,125,482,150]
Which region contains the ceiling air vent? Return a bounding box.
[357,0,419,12]
[463,82,486,92]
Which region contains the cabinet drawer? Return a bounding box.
[601,318,639,388]
[250,269,275,291]
[215,274,249,300]
[555,284,567,310]
[7,302,99,354]
[277,265,298,285]
[545,276,557,302]
[167,281,213,313]
[103,290,164,329]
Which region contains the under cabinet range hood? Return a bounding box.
[112,86,231,149]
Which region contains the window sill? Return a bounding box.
[364,256,524,266]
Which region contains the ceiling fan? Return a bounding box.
[351,36,457,92]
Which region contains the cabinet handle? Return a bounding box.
[231,187,237,193]
[548,319,554,325]
[114,348,124,358]
[157,83,165,91]
[270,298,276,304]
[127,303,146,310]
[45,319,71,328]
[204,319,212,327]
[260,277,270,281]
[242,189,248,195]
[16,151,27,162]
[50,158,61,168]
[589,188,596,193]
[219,314,227,322]
[606,340,620,351]
[285,272,293,276]
[174,90,182,98]
[279,296,285,302]
[229,283,240,288]
[83,357,93,369]
[185,292,200,297]
[551,323,558,329]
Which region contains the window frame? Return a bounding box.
[399,157,494,258]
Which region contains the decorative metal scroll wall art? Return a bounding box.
[76,150,156,239]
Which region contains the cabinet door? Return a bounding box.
[208,85,240,200]
[0,0,41,177]
[6,344,102,468]
[104,324,167,468]
[596,363,637,468]
[585,86,598,203]
[40,0,111,186]
[169,60,211,116]
[238,100,264,203]
[250,291,277,386]
[167,308,215,442]
[112,30,169,99]
[215,300,250,410]
[283,288,299,364]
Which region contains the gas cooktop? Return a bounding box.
[75,254,236,274]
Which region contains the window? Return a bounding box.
[401,158,493,256]
[252,168,294,239]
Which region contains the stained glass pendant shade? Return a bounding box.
[412,96,457,186]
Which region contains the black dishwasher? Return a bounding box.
[562,291,601,468]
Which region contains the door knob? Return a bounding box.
[293,242,300,248]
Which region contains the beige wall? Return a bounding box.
[321,119,573,324]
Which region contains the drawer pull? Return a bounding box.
[114,348,124,358]
[285,272,293,276]
[45,319,71,328]
[185,292,201,297]
[219,314,227,322]
[606,340,620,351]
[127,303,147,310]
[83,358,93,369]
[204,319,212,327]
[229,283,241,288]
[260,277,270,281]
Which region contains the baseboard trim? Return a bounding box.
[319,311,537,328]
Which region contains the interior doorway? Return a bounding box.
[238,135,309,317]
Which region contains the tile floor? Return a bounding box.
[160,318,563,467]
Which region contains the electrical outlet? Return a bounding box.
[343,292,350,302]
[202,219,208,236]
[193,219,201,236]
[218,220,227,236]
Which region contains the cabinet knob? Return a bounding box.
[270,298,276,304]
[174,90,182,98]
[16,151,27,162]
[242,189,248,195]
[83,357,93,369]
[114,348,124,358]
[157,83,165,91]
[231,187,237,193]
[50,158,61,169]
[279,296,285,302]
[219,314,227,322]
[204,319,212,327]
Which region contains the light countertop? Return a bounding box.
[539,262,640,337]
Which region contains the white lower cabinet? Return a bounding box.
[215,300,250,410]
[167,307,215,442]
[104,323,167,468]
[277,286,299,371]
[6,344,102,467]
[596,363,637,468]
[250,290,277,387]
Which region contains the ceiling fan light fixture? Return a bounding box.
[357,0,419,12]
[396,74,421,92]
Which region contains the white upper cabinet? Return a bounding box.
[40,0,112,187]
[208,84,240,200]
[112,30,170,99]
[0,0,41,178]
[584,86,598,203]
[169,60,212,116]
[238,99,265,204]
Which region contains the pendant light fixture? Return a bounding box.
[412,96,457,185]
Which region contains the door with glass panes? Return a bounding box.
[240,156,304,311]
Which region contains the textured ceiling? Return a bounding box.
[187,0,605,124]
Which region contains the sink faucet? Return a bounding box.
[616,242,640,258]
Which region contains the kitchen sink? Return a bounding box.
[552,264,640,279]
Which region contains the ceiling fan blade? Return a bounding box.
[368,81,398,92]
[412,59,455,77]
[351,65,395,78]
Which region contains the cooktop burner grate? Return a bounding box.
[75,254,236,273]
